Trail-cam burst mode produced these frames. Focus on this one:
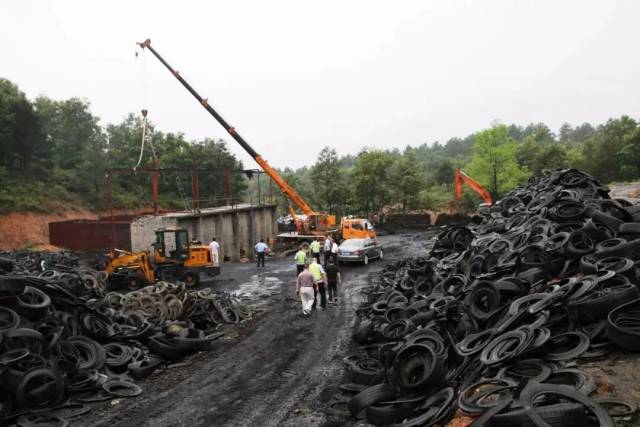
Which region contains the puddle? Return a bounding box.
[234,274,284,304]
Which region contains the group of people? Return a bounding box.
[210,234,343,316]
[294,236,341,316]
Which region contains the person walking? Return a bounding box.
[209,237,220,266]
[295,263,316,316]
[331,239,339,263]
[294,245,307,275]
[310,237,321,263]
[309,258,328,310]
[325,258,341,304]
[323,236,332,266]
[254,238,269,268]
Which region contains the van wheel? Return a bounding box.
[379,250,384,260]
[363,254,369,265]
[182,272,200,288]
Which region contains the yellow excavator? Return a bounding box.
[106,228,219,290]
[137,39,375,244]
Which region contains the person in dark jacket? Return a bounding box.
[325,258,341,303]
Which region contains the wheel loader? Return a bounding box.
[105,228,219,290]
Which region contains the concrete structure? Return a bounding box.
[131,204,277,262]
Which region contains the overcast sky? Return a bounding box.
[2,1,639,168]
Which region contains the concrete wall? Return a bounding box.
[130,215,178,252]
[130,204,277,262]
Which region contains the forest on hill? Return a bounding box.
[2,77,640,216]
[261,116,640,216]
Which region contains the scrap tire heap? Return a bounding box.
[341,168,640,426]
[0,252,253,425]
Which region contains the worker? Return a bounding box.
[295,262,316,316]
[209,237,220,266]
[325,258,341,304]
[310,237,321,263]
[309,258,328,310]
[294,245,307,275]
[254,238,269,268]
[323,236,333,266]
[331,239,339,262]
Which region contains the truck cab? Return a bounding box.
[340,218,376,241]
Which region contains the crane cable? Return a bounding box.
[133,114,148,170]
[133,45,149,171]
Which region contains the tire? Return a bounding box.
[379,249,384,260]
[364,255,369,265]
[182,272,200,288]
[349,383,396,417]
[353,320,374,344]
[126,276,143,291]
[490,402,588,427]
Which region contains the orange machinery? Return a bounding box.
[454,169,493,205]
[138,39,374,242]
[106,228,219,290]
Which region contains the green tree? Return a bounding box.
[310,147,343,212]
[467,124,528,199]
[390,151,425,212]
[516,136,569,176]
[351,149,394,214]
[34,97,101,170]
[433,159,455,186]
[0,79,45,172]
[622,127,640,178]
[579,116,637,182]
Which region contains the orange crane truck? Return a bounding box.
[138,39,375,246]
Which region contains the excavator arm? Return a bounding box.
[454,169,493,205]
[137,39,315,217]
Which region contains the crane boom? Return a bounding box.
[454,169,493,205]
[137,39,315,216]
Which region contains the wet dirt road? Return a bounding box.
[86,232,432,427]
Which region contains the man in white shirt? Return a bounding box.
[323,236,332,266]
[255,238,269,268]
[209,237,220,266]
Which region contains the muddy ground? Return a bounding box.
[79,230,640,426]
[79,232,429,427]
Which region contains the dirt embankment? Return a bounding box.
[0,210,98,250]
[0,208,155,250]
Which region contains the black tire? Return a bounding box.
[390,343,445,393]
[518,381,613,427]
[353,320,374,345]
[182,272,200,288]
[490,402,588,427]
[607,298,640,351]
[127,358,163,380]
[126,276,143,291]
[349,383,396,417]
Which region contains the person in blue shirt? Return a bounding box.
[255,238,269,268]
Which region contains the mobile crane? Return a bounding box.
[137,39,375,243]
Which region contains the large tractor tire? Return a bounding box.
[126,275,144,291]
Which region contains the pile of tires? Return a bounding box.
[340,168,640,426]
[0,260,253,425]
